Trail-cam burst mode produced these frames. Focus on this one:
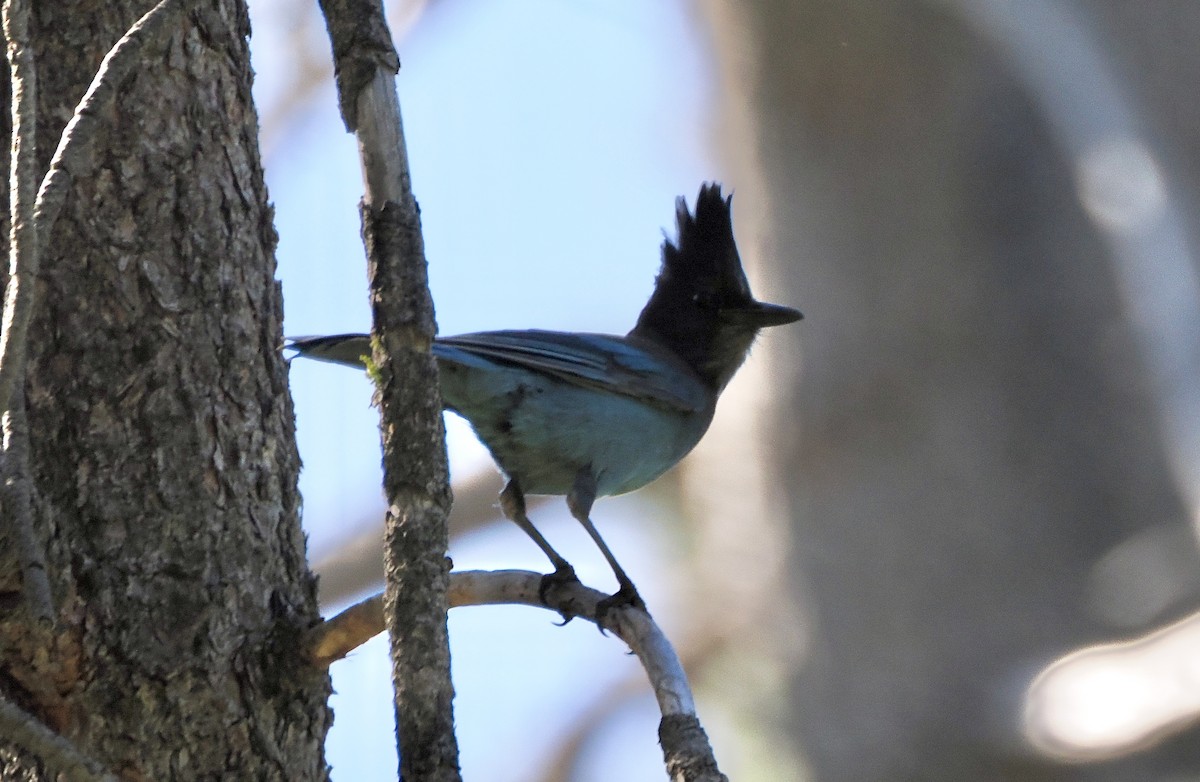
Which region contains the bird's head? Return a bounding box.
[629,183,801,390]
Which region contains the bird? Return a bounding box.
[288,183,801,615]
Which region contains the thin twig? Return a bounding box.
[0,694,119,782]
[307,570,728,782]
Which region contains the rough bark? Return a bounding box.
[0,0,330,778]
[366,200,460,782]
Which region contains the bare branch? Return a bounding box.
[307,570,729,781]
[308,591,384,667]
[447,571,698,717]
[0,694,119,782]
[307,571,695,710]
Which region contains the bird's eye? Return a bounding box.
[691,291,719,310]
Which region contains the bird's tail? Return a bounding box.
[285,334,372,368]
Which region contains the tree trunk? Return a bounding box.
[0,1,330,778]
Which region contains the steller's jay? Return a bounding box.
[288,183,801,614]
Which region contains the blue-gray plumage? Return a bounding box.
[288,183,801,613]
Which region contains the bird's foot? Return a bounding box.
[594,583,647,631]
[538,565,581,625]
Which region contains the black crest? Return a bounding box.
[654,183,751,303]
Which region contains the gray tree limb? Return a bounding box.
[315,0,459,778]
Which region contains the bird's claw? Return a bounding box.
[593,583,647,632]
[537,568,648,631]
[538,566,581,625]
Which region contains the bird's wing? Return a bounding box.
[434,330,709,414]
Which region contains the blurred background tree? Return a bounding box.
[700,1,1200,779]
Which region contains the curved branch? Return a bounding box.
[32,0,186,244]
[2,0,185,418]
[307,570,728,781]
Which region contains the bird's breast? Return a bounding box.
[437,360,714,497]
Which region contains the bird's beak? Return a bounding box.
[720,300,803,327]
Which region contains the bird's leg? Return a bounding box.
[498,479,579,597]
[568,470,647,617]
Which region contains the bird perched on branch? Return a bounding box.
[288,183,801,614]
